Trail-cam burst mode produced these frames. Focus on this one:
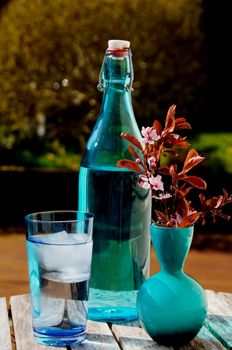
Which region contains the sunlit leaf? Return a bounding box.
[178,212,201,228]
[128,144,141,161]
[116,159,142,172]
[153,120,162,136]
[184,149,199,164]
[181,175,207,189]
[182,150,205,173]
[205,196,223,209]
[121,133,143,150]
[164,104,176,134]
[175,117,192,130]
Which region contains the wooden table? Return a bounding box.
[0,290,231,349]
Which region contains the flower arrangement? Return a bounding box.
[117,105,232,227]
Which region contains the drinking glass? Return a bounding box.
[25,211,93,347]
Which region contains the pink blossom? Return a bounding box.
[148,156,156,168]
[138,174,164,192]
[136,158,141,164]
[150,175,164,191]
[153,192,172,200]
[141,127,160,145]
[138,175,150,189]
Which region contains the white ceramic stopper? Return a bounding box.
[108,40,130,49]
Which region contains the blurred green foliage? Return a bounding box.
[0,0,207,167]
[192,133,232,175]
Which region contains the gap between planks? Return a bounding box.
[0,297,12,350]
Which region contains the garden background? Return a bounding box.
[0,0,231,247]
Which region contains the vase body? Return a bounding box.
[137,225,207,345]
[78,41,151,322]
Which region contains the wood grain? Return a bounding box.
[112,323,173,349]
[10,294,120,350]
[10,294,64,350]
[84,320,120,349]
[3,292,232,350]
[206,290,232,350]
[111,323,226,350]
[181,327,226,350]
[0,297,12,350]
[111,291,232,350]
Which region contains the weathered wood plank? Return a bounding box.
[112,323,173,349]
[207,290,232,316]
[206,290,232,350]
[112,323,226,350]
[82,320,120,349]
[181,326,226,350]
[10,294,120,350]
[10,294,64,350]
[7,291,231,350]
[0,298,12,350]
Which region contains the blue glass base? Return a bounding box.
[88,307,138,322]
[33,326,86,347]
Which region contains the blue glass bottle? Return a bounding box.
[78,40,151,322]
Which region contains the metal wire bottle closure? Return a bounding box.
[97,48,134,92]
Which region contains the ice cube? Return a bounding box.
[32,233,93,282]
[33,230,69,244]
[69,233,89,244]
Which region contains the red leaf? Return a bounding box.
[174,139,191,148]
[121,133,143,150]
[205,196,223,209]
[164,134,190,148]
[178,212,201,228]
[155,210,169,224]
[218,213,230,221]
[175,117,186,123]
[164,105,176,134]
[158,166,170,175]
[184,149,199,164]
[181,149,205,173]
[222,188,232,203]
[199,193,206,205]
[175,118,192,130]
[128,145,140,161]
[153,120,162,136]
[116,159,142,173]
[181,176,207,189]
[170,164,177,176]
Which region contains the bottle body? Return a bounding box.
[79,165,150,321]
[78,41,151,321]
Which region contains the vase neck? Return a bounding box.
[150,225,194,274]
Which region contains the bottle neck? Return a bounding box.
[98,48,134,93]
[80,47,139,168]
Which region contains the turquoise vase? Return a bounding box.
[137,225,207,346]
